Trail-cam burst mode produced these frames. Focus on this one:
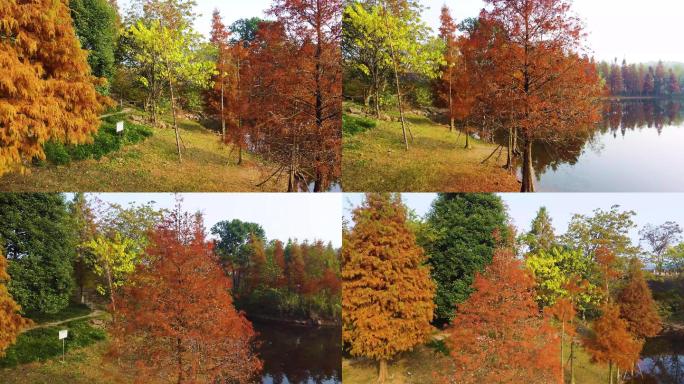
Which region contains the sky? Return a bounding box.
[86,193,342,247]
[421,0,684,63]
[344,193,684,247]
[117,0,274,38]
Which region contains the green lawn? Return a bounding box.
[0,111,286,192]
[342,110,519,192]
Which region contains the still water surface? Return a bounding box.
[253,320,341,384]
[517,99,684,192]
[628,332,684,384]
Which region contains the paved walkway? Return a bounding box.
[23,310,107,332]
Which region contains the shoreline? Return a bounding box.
[246,313,340,328]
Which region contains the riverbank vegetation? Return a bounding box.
[343,193,684,384]
[1,0,341,192]
[0,193,340,382]
[343,0,603,192]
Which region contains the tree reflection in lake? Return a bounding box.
[626,332,684,384]
[505,99,684,191]
[253,320,341,384]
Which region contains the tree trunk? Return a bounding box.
[464,122,471,149]
[177,337,183,384]
[521,136,535,192]
[570,337,576,384]
[560,322,565,384]
[448,66,454,132]
[377,359,388,384]
[169,78,182,163]
[506,126,514,172]
[238,147,243,166]
[382,8,408,151]
[106,265,116,311]
[221,79,226,142]
[608,362,613,384]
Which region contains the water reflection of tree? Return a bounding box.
[625,333,684,384]
[508,100,683,178]
[256,322,342,384]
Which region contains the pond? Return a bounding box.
[627,332,684,384]
[253,320,342,384]
[512,99,684,192]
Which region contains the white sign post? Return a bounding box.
[116,121,124,134]
[58,329,68,363]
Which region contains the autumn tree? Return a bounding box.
[445,249,560,384]
[422,193,509,322]
[246,0,342,191]
[640,221,683,275]
[617,258,661,339]
[482,0,602,192]
[562,206,640,260]
[0,0,107,175]
[343,193,435,383]
[436,5,458,131]
[69,193,98,304]
[111,207,261,383]
[207,10,231,142]
[0,252,31,357]
[583,303,642,384]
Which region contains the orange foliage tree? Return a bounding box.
[435,5,458,131]
[617,258,662,340]
[583,303,642,384]
[482,0,602,192]
[110,207,261,383]
[0,252,32,357]
[246,0,342,192]
[342,193,435,384]
[0,0,107,175]
[444,249,560,384]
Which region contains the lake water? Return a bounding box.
[515,99,684,192]
[627,332,684,384]
[253,321,341,384]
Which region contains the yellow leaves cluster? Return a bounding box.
[0,0,109,176]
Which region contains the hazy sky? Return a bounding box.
[421,0,684,63]
[87,193,342,247]
[344,193,684,246]
[117,0,274,38]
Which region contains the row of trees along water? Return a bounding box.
[343,194,683,384]
[0,193,340,382]
[346,0,674,192]
[599,59,684,98]
[1,0,342,191]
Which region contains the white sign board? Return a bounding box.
[116,121,124,133]
[58,329,68,340]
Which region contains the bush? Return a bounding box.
[343,115,377,136]
[40,114,153,166]
[0,319,106,367]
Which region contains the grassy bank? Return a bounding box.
[342,338,608,384]
[342,111,519,192]
[0,111,286,192]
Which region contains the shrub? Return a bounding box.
[343,115,377,136]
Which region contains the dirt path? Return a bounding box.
[23,310,107,332]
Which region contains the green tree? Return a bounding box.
[211,219,266,292]
[127,19,214,161]
[229,17,262,43]
[526,247,600,312]
[69,193,98,304]
[422,193,509,323]
[0,194,76,314]
[562,206,640,260]
[344,0,442,149]
[69,0,119,90]
[523,207,556,254]
[84,233,139,311]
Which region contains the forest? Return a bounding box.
[341,0,684,193]
[0,193,341,383]
[343,193,684,384]
[0,0,341,192]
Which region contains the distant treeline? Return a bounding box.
[598,60,684,97]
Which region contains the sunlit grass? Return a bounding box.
[342,111,519,192]
[0,112,286,192]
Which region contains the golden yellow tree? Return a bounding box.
[0,0,107,175]
[342,193,435,383]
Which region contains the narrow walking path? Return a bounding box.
[23,310,107,332]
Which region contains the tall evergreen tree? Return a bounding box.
[343,193,435,384]
[0,194,76,314]
[525,206,556,254]
[423,193,509,322]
